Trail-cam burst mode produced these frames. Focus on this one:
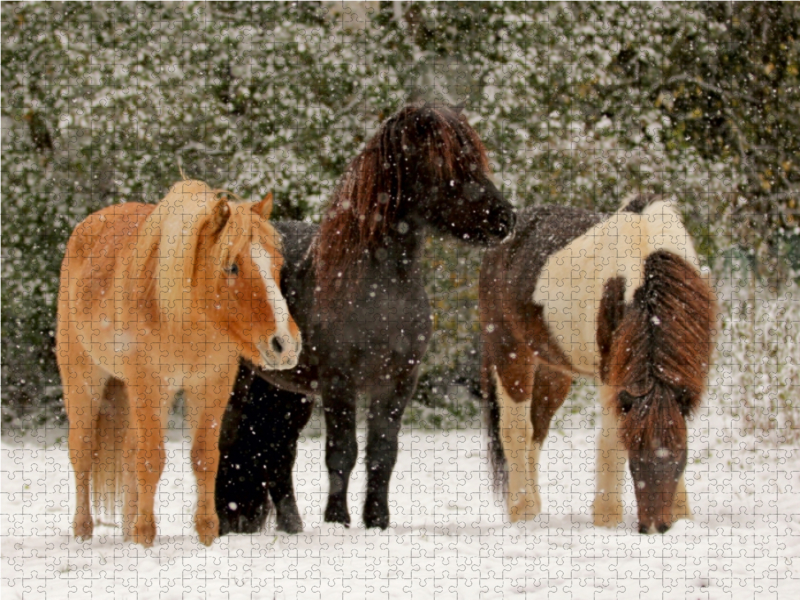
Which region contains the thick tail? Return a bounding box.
[482,360,508,496]
[91,377,130,520]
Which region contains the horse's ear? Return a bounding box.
[209,198,231,237]
[253,192,273,220]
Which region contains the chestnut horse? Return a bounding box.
[56,180,301,546]
[215,103,516,534]
[480,195,717,534]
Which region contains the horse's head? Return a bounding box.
[313,104,516,309]
[618,386,690,534]
[192,189,302,370]
[381,103,516,244]
[605,245,716,535]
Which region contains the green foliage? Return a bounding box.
[2,2,798,429]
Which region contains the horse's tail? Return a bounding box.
[91,377,130,520]
[482,359,508,496]
[607,250,717,440]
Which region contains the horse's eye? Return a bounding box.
[224,262,239,276]
[618,391,635,414]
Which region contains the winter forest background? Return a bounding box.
[2,1,799,440]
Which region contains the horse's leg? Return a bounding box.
[363,370,419,529]
[216,367,312,535]
[264,385,313,534]
[62,357,106,540]
[216,363,268,535]
[493,362,535,522]
[129,376,168,547]
[527,365,573,519]
[122,419,138,540]
[671,474,692,522]
[593,385,627,528]
[322,378,358,527]
[185,378,232,546]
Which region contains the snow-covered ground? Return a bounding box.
[3,400,800,600]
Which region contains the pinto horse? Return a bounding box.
[56,180,301,546]
[216,103,516,533]
[480,196,717,534]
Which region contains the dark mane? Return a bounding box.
[312,103,490,308]
[608,250,718,443]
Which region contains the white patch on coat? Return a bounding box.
[250,243,295,344]
[533,201,699,376]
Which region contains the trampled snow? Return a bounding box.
[3,403,799,599]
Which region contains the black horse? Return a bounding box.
[216,103,516,534]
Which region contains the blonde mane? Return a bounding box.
[125,180,280,326]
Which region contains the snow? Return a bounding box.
[3,403,800,599]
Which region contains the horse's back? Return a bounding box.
[480,205,602,313]
[65,203,153,264]
[483,199,703,378]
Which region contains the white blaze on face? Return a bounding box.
[533,201,699,376]
[250,242,294,344]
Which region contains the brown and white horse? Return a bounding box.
[56,180,301,546]
[480,195,717,534]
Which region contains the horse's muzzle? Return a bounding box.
[639,520,672,535]
[258,333,301,370]
[493,207,516,242]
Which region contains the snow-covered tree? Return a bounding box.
[3,2,797,430]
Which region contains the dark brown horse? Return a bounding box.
[216,103,516,533]
[480,196,717,534]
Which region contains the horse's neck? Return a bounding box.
[364,227,425,281]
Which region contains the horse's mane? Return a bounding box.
[126,180,279,325]
[312,103,490,309]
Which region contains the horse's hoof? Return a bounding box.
[132,515,157,547]
[275,498,303,534]
[672,497,693,522]
[73,515,94,541]
[218,499,270,535]
[363,499,390,530]
[218,513,266,536]
[195,514,219,546]
[509,494,541,522]
[592,497,623,528]
[233,513,266,535]
[363,514,389,530]
[323,502,351,527]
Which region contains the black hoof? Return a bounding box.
[363,499,390,530]
[217,501,269,535]
[230,512,267,535]
[274,498,304,534]
[324,500,351,527]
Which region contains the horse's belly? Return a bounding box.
[78,322,205,389]
[72,318,135,380]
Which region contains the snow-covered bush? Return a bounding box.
[2,2,798,435]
